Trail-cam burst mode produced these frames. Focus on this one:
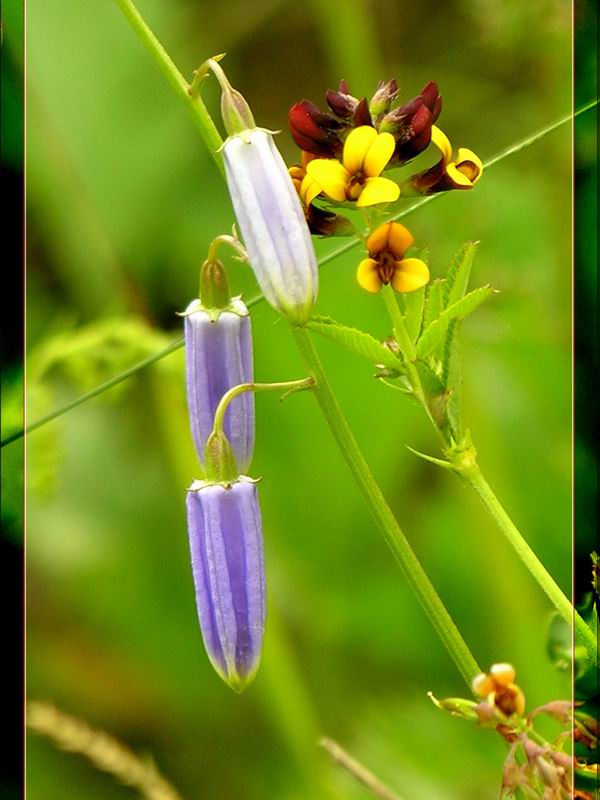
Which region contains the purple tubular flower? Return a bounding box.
[184,299,254,474]
[223,129,319,325]
[186,478,266,691]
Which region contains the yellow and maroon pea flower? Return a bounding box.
[306,126,400,208]
[357,221,430,294]
[472,662,526,718]
[289,154,353,237]
[379,81,442,164]
[410,125,483,194]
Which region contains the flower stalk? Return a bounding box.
[291,325,480,687]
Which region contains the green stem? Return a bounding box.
[113,0,225,174]
[212,378,314,434]
[291,325,480,687]
[380,285,447,444]
[454,453,597,664]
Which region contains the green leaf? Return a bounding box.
[417,286,495,359]
[442,320,462,439]
[307,316,403,370]
[444,241,480,308]
[402,286,426,343]
[422,279,445,329]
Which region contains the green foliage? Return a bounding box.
[26,317,173,496]
[402,286,426,343]
[306,315,403,370]
[416,286,495,359]
[22,1,576,798]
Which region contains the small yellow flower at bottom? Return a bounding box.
[356,221,430,293]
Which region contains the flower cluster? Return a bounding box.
[431,663,589,798]
[287,77,483,252]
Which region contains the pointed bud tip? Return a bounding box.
[200,258,231,309]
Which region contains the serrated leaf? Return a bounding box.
[442,319,462,439]
[443,241,480,308]
[417,286,495,359]
[422,279,445,329]
[402,286,426,343]
[307,316,402,370]
[415,360,451,430]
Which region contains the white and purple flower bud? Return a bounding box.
[184,294,255,474]
[186,474,266,691]
[223,128,319,325]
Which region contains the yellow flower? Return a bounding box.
[472,663,525,718]
[289,152,323,208]
[431,125,483,188]
[306,126,400,208]
[409,126,483,194]
[356,222,429,293]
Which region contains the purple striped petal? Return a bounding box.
[184,303,254,474]
[186,479,266,691]
[223,128,319,325]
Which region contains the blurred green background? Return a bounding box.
[5,0,584,796]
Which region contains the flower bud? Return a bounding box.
[186,477,265,691]
[183,296,255,473]
[326,79,359,119]
[369,79,399,119]
[223,128,319,324]
[288,99,344,157]
[379,81,442,164]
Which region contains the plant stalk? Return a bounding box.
[455,456,597,664]
[113,0,225,174]
[291,325,480,687]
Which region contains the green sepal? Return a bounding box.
[177,296,249,323]
[428,692,479,722]
[200,258,231,310]
[204,430,240,484]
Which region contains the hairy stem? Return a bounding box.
[292,325,480,686]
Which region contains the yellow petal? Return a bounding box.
[390,258,430,293]
[356,258,382,293]
[306,159,349,202]
[363,132,396,177]
[288,166,305,181]
[455,148,483,184]
[387,222,414,258]
[301,174,322,207]
[356,176,400,208]
[366,221,413,258]
[431,125,453,165]
[445,162,474,188]
[343,126,378,174]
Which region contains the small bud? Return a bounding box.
[428,693,479,721]
[288,100,344,158]
[326,80,360,119]
[369,79,399,118]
